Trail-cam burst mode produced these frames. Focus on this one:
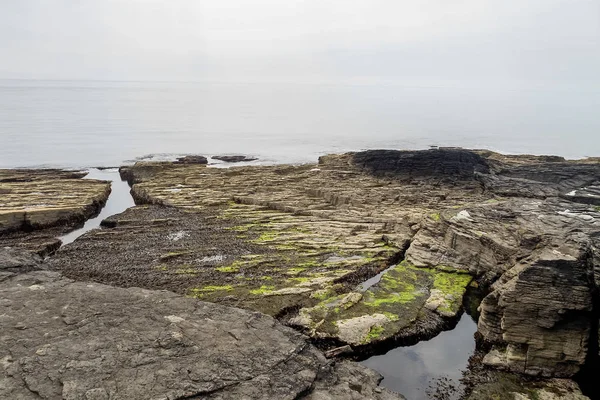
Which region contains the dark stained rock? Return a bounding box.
[175,155,208,164]
[212,155,259,163]
[476,151,600,200]
[350,149,490,179]
[563,185,600,206]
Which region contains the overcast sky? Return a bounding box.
[1,0,599,85]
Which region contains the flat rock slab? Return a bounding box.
[0,255,402,400]
[0,169,110,234]
[52,204,403,320]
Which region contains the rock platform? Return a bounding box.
[3,148,600,399]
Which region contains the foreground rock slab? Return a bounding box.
[0,248,402,400]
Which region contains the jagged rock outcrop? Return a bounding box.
[478,242,595,377]
[0,248,402,400]
[409,195,600,377]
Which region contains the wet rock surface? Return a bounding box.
[175,155,209,164]
[0,248,401,400]
[212,155,259,163]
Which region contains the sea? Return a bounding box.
[1,79,599,168]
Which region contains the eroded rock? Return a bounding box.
[40,149,600,368]
[466,372,589,400]
[478,241,595,377]
[54,150,495,348]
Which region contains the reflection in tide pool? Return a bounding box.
[361,313,477,400]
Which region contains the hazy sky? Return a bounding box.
[1,0,599,84]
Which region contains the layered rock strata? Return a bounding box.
[3,148,600,398]
[58,150,493,349]
[0,169,111,254]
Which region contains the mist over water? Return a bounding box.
[1,79,599,168]
[2,1,599,167]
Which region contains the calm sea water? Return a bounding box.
[1,79,599,168]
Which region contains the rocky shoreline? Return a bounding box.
[1,148,599,399]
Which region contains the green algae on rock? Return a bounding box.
[290,261,472,346]
[7,148,600,399]
[53,149,600,363]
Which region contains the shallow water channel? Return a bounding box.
[59,168,135,245]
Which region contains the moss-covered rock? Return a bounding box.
[290,261,472,346]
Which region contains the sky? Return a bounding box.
[1,0,599,85]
